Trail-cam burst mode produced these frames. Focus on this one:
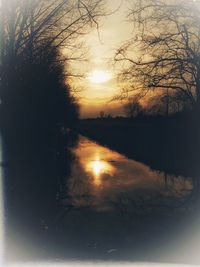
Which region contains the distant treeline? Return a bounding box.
[91,108,197,121]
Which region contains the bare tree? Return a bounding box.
[0,0,105,60]
[124,97,142,118]
[114,0,200,112]
[0,0,106,92]
[0,0,105,129]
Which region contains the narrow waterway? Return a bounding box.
[1,134,200,264]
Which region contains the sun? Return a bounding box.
[88,70,112,84]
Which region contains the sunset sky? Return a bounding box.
[75,0,132,118]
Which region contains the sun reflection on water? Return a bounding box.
[87,158,115,186]
[73,137,193,210]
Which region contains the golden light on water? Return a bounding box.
[87,158,115,186]
[92,160,106,177]
[88,70,112,84]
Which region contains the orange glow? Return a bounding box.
[87,157,115,186]
[69,137,193,211]
[91,159,107,177]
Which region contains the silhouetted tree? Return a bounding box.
[124,98,142,118]
[99,111,105,119]
[115,0,200,112]
[0,0,105,61]
[1,39,79,133]
[0,0,105,132]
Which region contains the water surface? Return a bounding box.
[66,136,193,213]
[2,134,200,263]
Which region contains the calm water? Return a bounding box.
[2,134,200,263]
[66,136,193,212]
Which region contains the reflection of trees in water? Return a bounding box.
[56,130,79,202]
[3,131,199,262]
[54,158,200,262]
[108,173,195,221]
[59,161,197,222]
[58,157,93,217]
[57,136,197,221]
[162,172,192,194]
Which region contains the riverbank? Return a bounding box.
[77,114,200,177]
